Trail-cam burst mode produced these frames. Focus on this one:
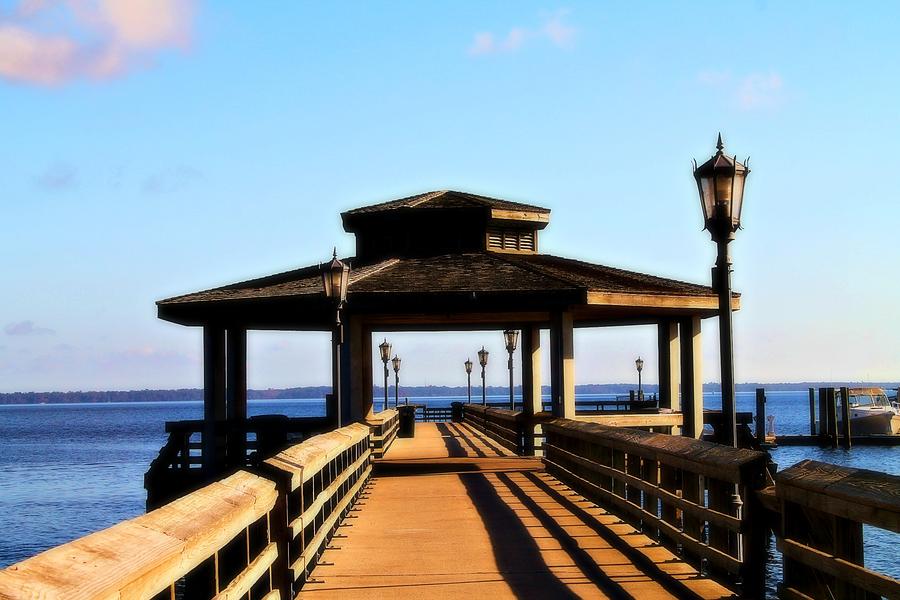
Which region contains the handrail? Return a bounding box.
[542,418,769,596]
[775,459,900,599]
[261,423,371,596]
[461,404,525,454]
[0,423,372,600]
[0,470,280,599]
[366,408,399,458]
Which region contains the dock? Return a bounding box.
[300,422,732,599]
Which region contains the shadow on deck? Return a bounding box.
[299,423,735,599]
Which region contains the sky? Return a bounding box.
[1,1,899,393]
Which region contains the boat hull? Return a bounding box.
[843,411,900,436]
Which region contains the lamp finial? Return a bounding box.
[716,132,724,153]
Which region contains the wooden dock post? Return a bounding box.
[826,387,838,449]
[840,386,852,450]
[808,387,816,435]
[755,388,766,446]
[818,387,828,442]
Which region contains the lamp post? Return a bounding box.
[477,346,489,406]
[378,339,392,412]
[392,355,401,407]
[321,249,350,429]
[504,330,519,410]
[635,356,644,400]
[464,359,473,403]
[693,133,750,448]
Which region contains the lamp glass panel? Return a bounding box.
[321,270,333,298]
[731,170,747,225]
[338,264,350,303]
[699,176,716,221]
[714,172,734,218]
[379,341,392,362]
[392,356,401,371]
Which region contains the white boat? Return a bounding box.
[837,387,900,435]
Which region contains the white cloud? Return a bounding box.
[468,10,576,56]
[697,70,785,111]
[4,320,55,336]
[0,0,196,86]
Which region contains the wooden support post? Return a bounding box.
[348,317,373,423]
[203,326,227,474]
[226,327,247,466]
[819,387,828,440]
[657,320,680,413]
[679,316,703,439]
[550,310,575,419]
[840,386,852,450]
[809,387,817,436]
[827,387,838,449]
[520,326,542,456]
[755,388,766,447]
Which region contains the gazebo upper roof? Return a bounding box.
[342,189,550,217]
[157,189,738,329]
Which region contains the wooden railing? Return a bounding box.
[775,460,900,600]
[417,406,453,422]
[462,404,525,454]
[542,418,770,596]
[261,423,371,595]
[366,408,398,458]
[0,423,371,600]
[145,416,331,508]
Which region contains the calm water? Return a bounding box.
[1,390,898,594]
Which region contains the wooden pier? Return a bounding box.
[301,422,733,599]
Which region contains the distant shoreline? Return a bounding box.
[1,382,896,405]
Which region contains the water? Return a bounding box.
[1,390,898,594]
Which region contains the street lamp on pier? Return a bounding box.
[321,249,350,429]
[378,339,392,412]
[693,133,750,448]
[504,330,519,410]
[392,355,401,407]
[477,347,489,406]
[635,356,644,400]
[464,358,473,403]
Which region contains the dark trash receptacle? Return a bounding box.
[398,405,416,438]
[451,401,464,423]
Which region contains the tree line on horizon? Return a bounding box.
[1,381,897,405]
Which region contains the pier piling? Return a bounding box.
[840,386,852,450]
[808,388,816,435]
[826,387,838,449]
[755,388,766,447]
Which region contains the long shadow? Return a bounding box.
[435,422,471,457]
[455,422,509,456]
[494,471,635,599]
[459,472,582,599]
[522,470,713,600]
[445,422,488,458]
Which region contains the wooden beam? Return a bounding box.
[587,291,740,311]
[203,327,226,473]
[679,316,703,439]
[575,413,684,428]
[550,311,575,419]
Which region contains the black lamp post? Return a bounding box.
[392,355,401,407]
[504,330,519,410]
[321,249,350,429]
[693,133,750,448]
[378,339,392,412]
[464,359,473,403]
[477,346,489,406]
[635,356,644,400]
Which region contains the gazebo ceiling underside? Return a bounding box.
[157,252,739,330]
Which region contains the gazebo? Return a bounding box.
[156,190,736,482]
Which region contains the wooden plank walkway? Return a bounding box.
[299,423,736,599]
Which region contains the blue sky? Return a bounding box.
[1,1,898,392]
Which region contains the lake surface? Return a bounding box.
[1,390,897,595]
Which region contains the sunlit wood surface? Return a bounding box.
[299,423,735,599]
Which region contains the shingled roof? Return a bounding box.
[159,253,717,307]
[343,190,550,216]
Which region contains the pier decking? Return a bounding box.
[299,423,734,599]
